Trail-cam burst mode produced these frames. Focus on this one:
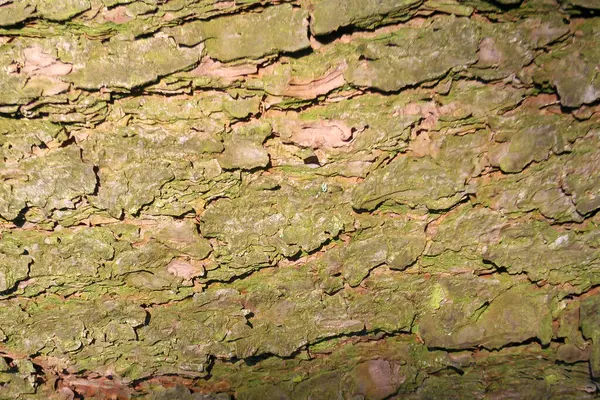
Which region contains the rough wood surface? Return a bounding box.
[0,0,599,398]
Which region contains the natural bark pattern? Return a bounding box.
[0,0,599,399]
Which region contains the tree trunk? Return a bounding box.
[0,0,599,398]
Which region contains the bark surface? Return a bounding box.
[0,0,599,398]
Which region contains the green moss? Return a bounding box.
[309,0,421,36]
[345,16,480,91]
[351,155,467,211]
[534,18,600,107]
[0,2,35,27]
[67,37,202,90]
[169,5,309,62]
[34,0,91,21]
[0,2,599,397]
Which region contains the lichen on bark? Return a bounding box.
[0,0,599,399]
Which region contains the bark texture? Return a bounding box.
[0,0,600,398]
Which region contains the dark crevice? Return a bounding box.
[561,7,599,18]
[90,165,101,197]
[195,266,268,292]
[445,364,466,376]
[485,1,527,12]
[312,24,362,45]
[209,330,411,371]
[560,284,600,301]
[0,20,30,31]
[477,260,509,275]
[426,336,549,353]
[282,46,314,59]
[130,29,163,41]
[302,154,321,166]
[11,207,28,228]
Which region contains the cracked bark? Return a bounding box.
[0,0,600,399]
